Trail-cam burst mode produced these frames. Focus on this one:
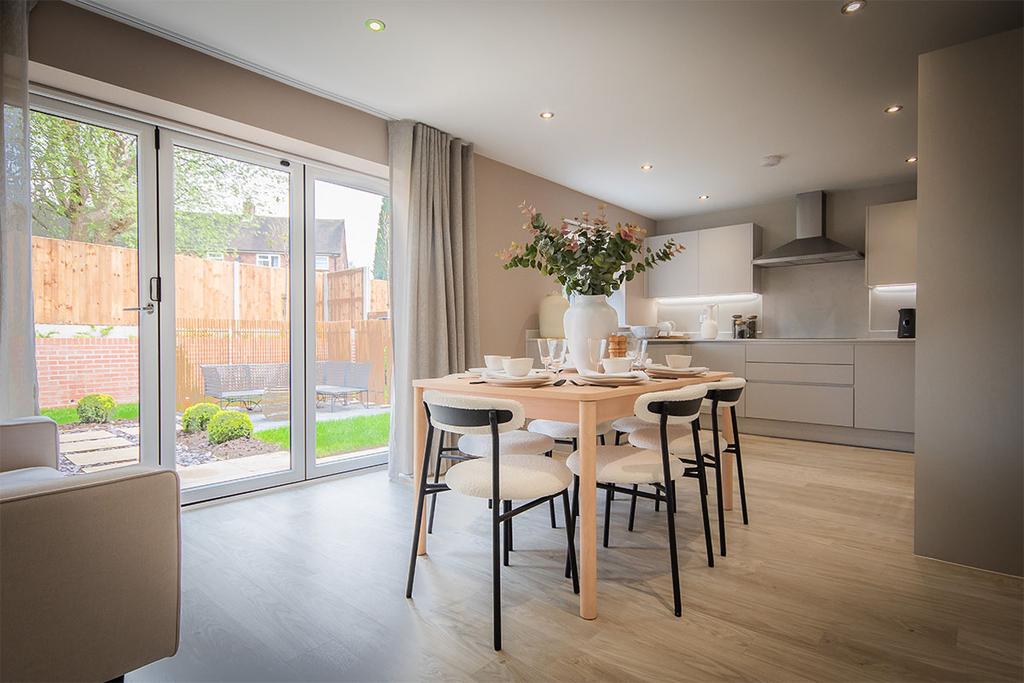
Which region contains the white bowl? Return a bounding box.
[484,354,511,370]
[501,357,534,377]
[630,325,661,339]
[602,357,633,374]
[665,354,692,369]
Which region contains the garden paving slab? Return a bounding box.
[60,430,113,443]
[64,446,139,467]
[61,437,132,454]
[82,462,136,473]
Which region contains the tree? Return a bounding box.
[372,196,390,280]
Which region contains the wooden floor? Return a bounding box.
[133,435,1022,682]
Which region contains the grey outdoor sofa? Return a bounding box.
[201,363,289,410]
[316,361,371,410]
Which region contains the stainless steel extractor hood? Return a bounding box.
[752,191,863,267]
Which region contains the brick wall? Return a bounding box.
[36,338,139,408]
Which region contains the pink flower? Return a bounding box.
[564,237,580,253]
[518,201,537,219]
[617,222,646,244]
[560,221,572,235]
[497,241,523,262]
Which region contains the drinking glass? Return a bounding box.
[536,338,566,373]
[627,337,649,370]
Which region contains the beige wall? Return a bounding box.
[915,29,1023,576]
[475,155,654,356]
[655,182,917,338]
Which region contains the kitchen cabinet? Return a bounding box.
[866,199,917,286]
[744,342,855,426]
[746,383,854,427]
[698,223,761,295]
[688,343,746,416]
[645,232,699,298]
[854,343,915,432]
[746,342,854,364]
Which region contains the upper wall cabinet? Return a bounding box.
[866,199,917,286]
[646,231,699,298]
[646,223,760,299]
[698,223,761,295]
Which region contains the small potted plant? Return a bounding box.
[499,202,682,370]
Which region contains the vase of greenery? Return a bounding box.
[499,202,683,371]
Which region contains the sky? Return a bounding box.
[314,180,384,269]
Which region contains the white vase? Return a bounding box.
[563,294,619,372]
[539,291,569,338]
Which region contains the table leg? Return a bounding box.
[578,401,598,620]
[413,385,428,555]
[719,407,735,512]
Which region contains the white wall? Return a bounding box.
[914,28,1023,576]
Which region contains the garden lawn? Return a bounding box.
[256,413,390,458]
[41,402,140,425]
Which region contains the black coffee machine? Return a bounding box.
[898,308,916,338]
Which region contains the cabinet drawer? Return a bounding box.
[745,343,853,365]
[745,362,854,385]
[745,383,854,426]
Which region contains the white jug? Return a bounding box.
[699,304,719,340]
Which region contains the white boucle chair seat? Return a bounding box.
[610,416,648,434]
[527,419,613,440]
[444,454,572,500]
[566,445,685,485]
[629,427,722,453]
[423,390,525,435]
[457,430,555,457]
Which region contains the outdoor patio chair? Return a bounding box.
[201,364,266,410]
[316,361,371,411]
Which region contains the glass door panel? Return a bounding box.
[28,98,158,474]
[161,133,303,498]
[305,170,390,477]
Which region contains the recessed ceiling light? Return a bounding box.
[640,163,653,172]
[884,104,904,114]
[539,111,555,120]
[698,194,710,201]
[841,0,866,14]
[365,19,385,32]
[905,155,918,163]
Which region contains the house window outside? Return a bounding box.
[256,253,281,268]
[315,254,330,271]
[205,252,224,261]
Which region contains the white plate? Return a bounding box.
[574,371,649,386]
[647,365,709,377]
[480,373,556,387]
[466,367,489,375]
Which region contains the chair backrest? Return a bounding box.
[345,362,371,389]
[705,377,746,407]
[322,360,348,386]
[634,384,708,425]
[201,364,253,393]
[422,390,525,436]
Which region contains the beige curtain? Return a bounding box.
[388,120,480,478]
[0,0,39,418]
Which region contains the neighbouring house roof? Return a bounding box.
[229,217,346,262]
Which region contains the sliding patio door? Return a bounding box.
[158,131,305,502]
[27,95,160,474]
[303,167,391,478]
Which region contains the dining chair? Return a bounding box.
[564,385,713,617]
[406,391,579,651]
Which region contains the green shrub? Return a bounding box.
[182,402,220,433]
[76,394,116,423]
[208,410,253,444]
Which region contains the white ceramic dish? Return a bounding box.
[575,370,649,385]
[630,325,661,339]
[484,354,510,370]
[480,372,556,387]
[501,357,534,377]
[601,357,633,374]
[665,354,692,369]
[646,365,709,377]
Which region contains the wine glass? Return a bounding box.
[536,338,566,373]
[627,337,649,370]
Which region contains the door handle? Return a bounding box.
[123,303,155,314]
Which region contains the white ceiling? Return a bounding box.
[83,0,1021,220]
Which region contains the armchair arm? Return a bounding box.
[0,416,59,472]
[0,466,181,683]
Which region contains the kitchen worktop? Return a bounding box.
[645,337,915,343]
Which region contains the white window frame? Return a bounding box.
[314,254,330,271]
[205,251,225,261]
[256,253,282,268]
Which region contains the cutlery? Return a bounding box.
[535,378,567,388]
[469,380,486,384]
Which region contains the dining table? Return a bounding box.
[411,369,734,620]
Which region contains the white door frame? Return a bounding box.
[303,166,390,479]
[157,129,307,503]
[29,94,161,471]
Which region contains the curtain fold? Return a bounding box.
[388,120,480,478]
[0,0,39,419]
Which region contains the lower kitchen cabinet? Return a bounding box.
[854,343,915,432]
[745,383,854,427]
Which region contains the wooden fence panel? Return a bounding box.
[174,253,234,320]
[324,268,364,322]
[353,319,392,404]
[370,279,390,317]
[32,237,140,325]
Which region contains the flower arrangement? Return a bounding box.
[498,202,684,296]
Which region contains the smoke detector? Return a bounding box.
[761,154,784,167]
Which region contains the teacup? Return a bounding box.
[484,354,511,370]
[601,357,633,374]
[665,354,692,369]
[501,357,534,377]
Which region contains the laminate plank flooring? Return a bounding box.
[132,435,1022,682]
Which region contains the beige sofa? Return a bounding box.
[0,417,181,683]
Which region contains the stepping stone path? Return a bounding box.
[59,428,139,470]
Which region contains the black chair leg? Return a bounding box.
[546,450,558,529]
[614,430,624,445]
[659,458,682,618]
[603,486,613,548]
[503,500,512,566]
[406,426,434,598]
[692,424,715,568]
[492,494,502,651]
[427,433,446,534]
[710,409,726,556]
[731,408,750,525]
[561,490,579,594]
[599,433,606,445]
[565,475,579,578]
[627,484,639,531]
